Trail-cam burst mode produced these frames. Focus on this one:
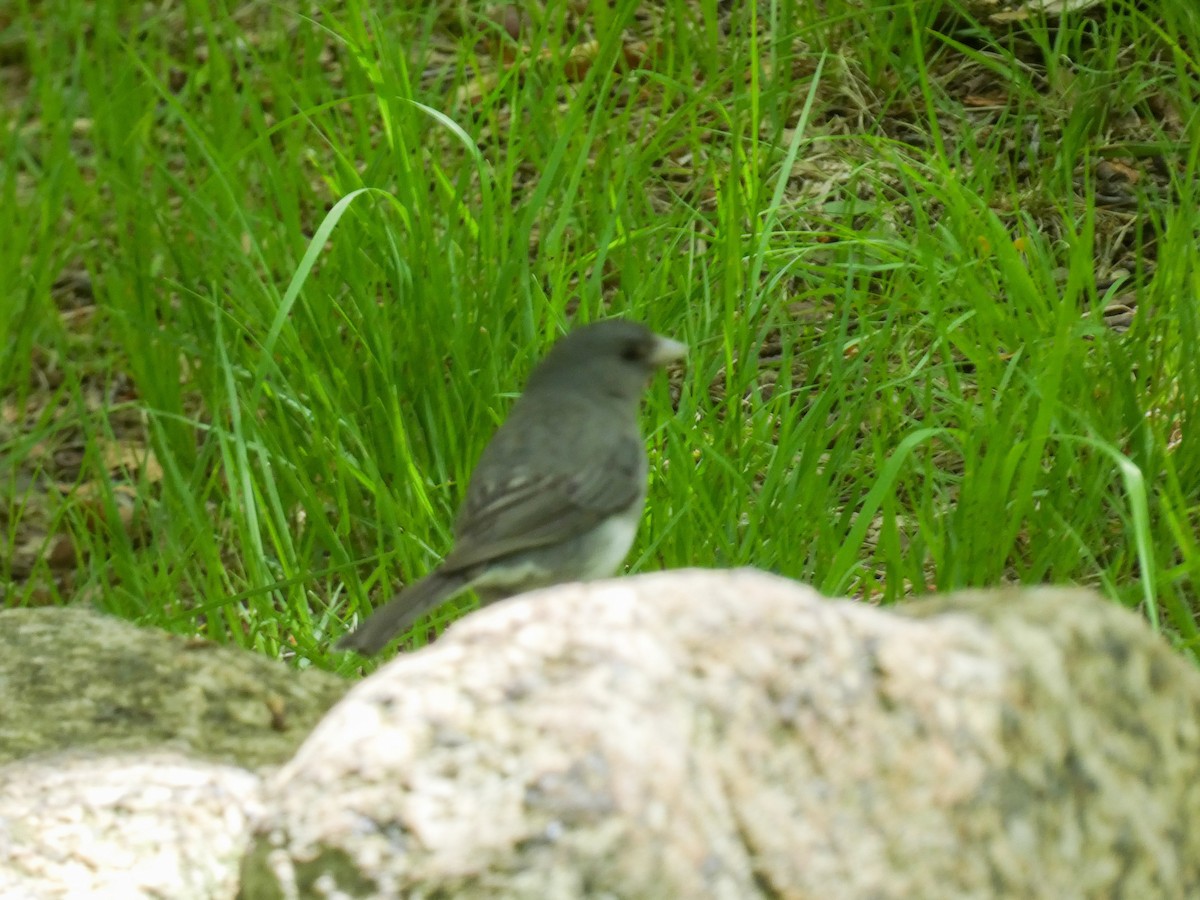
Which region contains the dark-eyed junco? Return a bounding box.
[337,319,686,656]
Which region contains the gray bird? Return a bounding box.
[337,319,686,656]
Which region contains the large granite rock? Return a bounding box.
[244,569,1200,899]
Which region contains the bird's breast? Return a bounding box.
[575,508,641,580]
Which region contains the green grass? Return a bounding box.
[2,0,1199,674]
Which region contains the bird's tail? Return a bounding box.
[336,569,472,656]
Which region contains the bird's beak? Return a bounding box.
[649,334,687,367]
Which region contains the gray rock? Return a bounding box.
[245,569,1200,898]
[0,606,349,769]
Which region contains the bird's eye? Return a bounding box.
[620,341,646,362]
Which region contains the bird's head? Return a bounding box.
[526,319,686,401]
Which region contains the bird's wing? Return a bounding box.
[440,433,646,574]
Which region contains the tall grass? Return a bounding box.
[2,0,1197,672]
